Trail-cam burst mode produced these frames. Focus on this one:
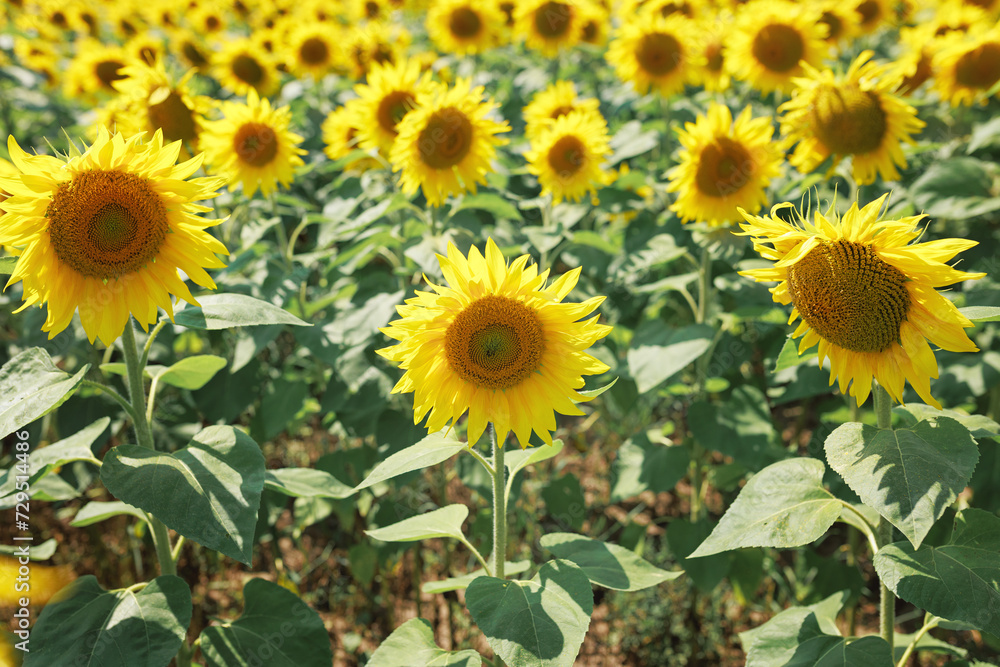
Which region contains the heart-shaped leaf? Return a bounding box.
[505,439,563,483]
[174,294,309,329]
[264,468,354,499]
[422,561,532,594]
[367,618,482,666]
[466,559,593,667]
[101,426,265,564]
[540,533,681,591]
[743,607,893,667]
[366,504,468,543]
[71,501,148,527]
[0,348,90,440]
[626,324,713,393]
[155,355,227,390]
[354,431,466,491]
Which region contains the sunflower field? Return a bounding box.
[2,0,1000,665]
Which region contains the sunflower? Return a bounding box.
[111,62,212,149]
[578,1,610,45]
[726,0,828,94]
[0,127,228,346]
[200,90,306,198]
[213,38,282,98]
[851,0,890,34]
[606,14,697,96]
[171,28,212,71]
[522,80,601,139]
[515,0,585,57]
[126,33,166,66]
[890,25,936,96]
[340,21,409,79]
[779,51,925,185]
[352,58,433,157]
[64,40,135,101]
[427,0,504,55]
[667,104,782,226]
[389,79,510,207]
[737,195,986,407]
[283,24,340,80]
[524,110,612,204]
[932,25,1000,106]
[378,238,612,448]
[189,2,228,35]
[691,14,732,92]
[322,103,382,170]
[815,0,859,45]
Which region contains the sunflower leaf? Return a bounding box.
[0,348,90,440]
[0,256,17,274]
[367,618,482,667]
[540,533,682,591]
[959,305,1000,323]
[354,431,466,492]
[174,293,310,329]
[365,504,468,543]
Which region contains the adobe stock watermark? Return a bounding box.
[9,429,33,654]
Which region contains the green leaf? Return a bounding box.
[959,305,1000,322]
[354,431,466,492]
[626,324,714,393]
[466,559,593,667]
[742,607,893,667]
[874,508,1000,637]
[452,193,520,220]
[0,538,57,561]
[155,355,228,390]
[174,294,309,329]
[909,157,1000,219]
[0,255,17,274]
[773,337,819,372]
[0,417,105,500]
[101,425,266,564]
[666,518,731,593]
[608,120,659,164]
[366,504,468,543]
[0,348,90,440]
[689,458,841,558]
[610,432,690,501]
[24,575,191,667]
[689,385,787,471]
[71,501,148,527]
[824,418,979,549]
[966,115,1000,154]
[367,618,482,667]
[505,439,564,483]
[421,561,532,594]
[577,377,618,399]
[740,591,848,648]
[893,630,966,662]
[893,403,1000,440]
[264,468,354,498]
[199,578,332,667]
[540,533,682,591]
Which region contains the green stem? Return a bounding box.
[139,319,167,371]
[457,535,492,576]
[896,613,939,667]
[837,500,880,555]
[696,246,712,325]
[490,424,507,581]
[81,380,139,426]
[874,383,895,652]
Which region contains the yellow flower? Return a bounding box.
[340,21,409,80]
[815,0,860,45]
[212,38,282,98]
[171,28,212,72]
[667,103,783,226]
[283,24,340,80]
[427,0,505,55]
[0,128,228,345]
[738,195,986,407]
[851,0,890,34]
[64,40,135,101]
[201,90,306,198]
[352,58,434,157]
[779,51,925,185]
[726,0,828,94]
[321,103,382,171]
[111,61,212,149]
[389,79,510,207]
[524,110,612,204]
[378,238,612,448]
[522,80,601,140]
[606,13,697,96]
[932,24,1000,106]
[515,0,586,57]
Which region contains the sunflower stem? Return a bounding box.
[896,613,939,667]
[139,319,167,371]
[490,424,507,582]
[874,382,895,652]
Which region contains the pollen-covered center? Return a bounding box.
[752,23,805,73]
[47,169,169,280]
[705,41,724,72]
[695,137,752,197]
[232,54,264,85]
[954,41,1000,90]
[182,41,208,68]
[299,37,330,66]
[811,85,887,155]
[449,7,483,38]
[548,135,586,177]
[234,122,278,167]
[636,31,683,76]
[95,59,128,90]
[148,90,197,143]
[377,90,416,135]
[819,11,843,41]
[445,295,545,389]
[418,107,473,169]
[787,239,910,353]
[534,2,572,39]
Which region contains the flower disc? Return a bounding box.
[933,26,1000,105]
[524,109,612,203]
[353,59,433,156]
[606,14,696,96]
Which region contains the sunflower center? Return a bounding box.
[365,0,380,19]
[549,105,574,119]
[810,85,887,155]
[418,107,473,169]
[182,41,208,68]
[954,41,1000,90]
[695,137,752,197]
[899,51,932,94]
[582,20,598,43]
[232,54,264,85]
[445,295,545,390]
[148,90,197,143]
[548,135,586,177]
[450,7,482,38]
[47,170,169,280]
[634,32,682,77]
[95,60,127,89]
[300,37,330,66]
[787,239,909,353]
[377,90,416,135]
[819,11,843,41]
[234,122,278,167]
[205,15,221,31]
[139,46,158,65]
[705,41,724,71]
[534,1,572,39]
[751,23,804,73]
[855,0,880,27]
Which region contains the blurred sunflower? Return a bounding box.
[322,103,382,170]
[213,38,282,97]
[691,14,731,92]
[932,24,1000,105]
[0,128,228,345]
[427,0,505,55]
[378,238,612,448]
[515,0,584,57]
[667,104,782,226]
[524,110,612,203]
[352,58,433,156]
[578,1,609,45]
[171,29,212,72]
[351,0,391,22]
[606,13,697,96]
[283,24,340,80]
[522,80,601,139]
[738,195,986,407]
[126,33,166,66]
[341,21,408,79]
[389,79,510,206]
[851,0,890,34]
[201,90,305,198]
[190,2,228,35]
[727,0,827,94]
[109,4,145,39]
[780,51,925,184]
[111,62,211,149]
[890,25,936,95]
[64,41,134,100]
[816,0,859,45]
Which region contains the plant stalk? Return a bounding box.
[874,383,895,652]
[490,424,507,581]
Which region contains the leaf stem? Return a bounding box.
[81,379,139,427]
[874,382,895,651]
[836,500,880,555]
[895,613,939,667]
[139,319,167,370]
[490,424,507,582]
